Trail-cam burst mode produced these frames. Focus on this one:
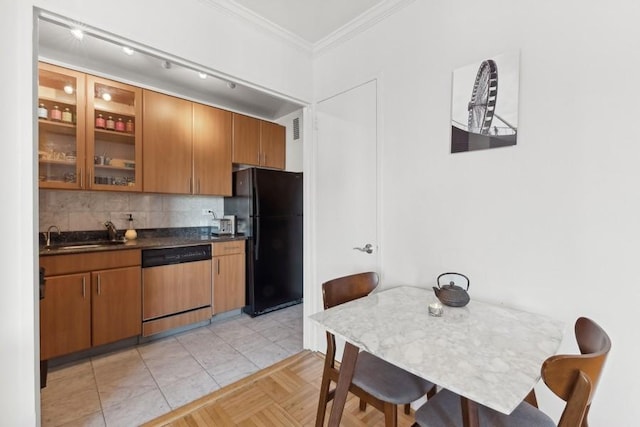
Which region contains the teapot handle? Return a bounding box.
[437,272,470,290]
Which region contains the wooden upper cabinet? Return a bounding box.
[37,62,86,190]
[232,113,286,170]
[232,113,261,166]
[193,103,233,196]
[260,120,286,170]
[143,90,193,194]
[86,75,142,192]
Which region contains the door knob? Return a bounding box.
[353,243,374,254]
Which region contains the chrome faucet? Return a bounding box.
[104,220,118,241]
[43,225,61,247]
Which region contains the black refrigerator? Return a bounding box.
[224,168,303,316]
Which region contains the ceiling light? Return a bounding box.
[227,82,236,89]
[101,93,111,102]
[70,28,84,40]
[198,72,207,79]
[63,85,74,95]
[122,46,134,56]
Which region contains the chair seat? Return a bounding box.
[352,351,435,404]
[414,389,555,427]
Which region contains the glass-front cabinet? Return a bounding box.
[86,75,142,191]
[38,63,86,189]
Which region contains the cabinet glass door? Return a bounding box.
[37,63,85,189]
[87,75,142,191]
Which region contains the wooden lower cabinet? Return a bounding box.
[40,273,91,360]
[92,266,141,347]
[40,250,141,360]
[213,241,246,314]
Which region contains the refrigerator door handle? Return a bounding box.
[255,218,260,260]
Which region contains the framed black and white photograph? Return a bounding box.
[450,50,520,153]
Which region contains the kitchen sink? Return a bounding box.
[46,240,127,250]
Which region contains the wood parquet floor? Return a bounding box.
[142,350,417,427]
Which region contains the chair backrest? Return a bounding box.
[541,317,611,424]
[322,272,379,309]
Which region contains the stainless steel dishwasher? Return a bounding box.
[141,244,212,336]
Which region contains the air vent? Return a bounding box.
[293,117,300,140]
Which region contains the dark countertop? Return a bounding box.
[39,227,248,256]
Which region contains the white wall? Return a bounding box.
[313,0,640,425]
[2,0,311,423]
[276,109,304,172]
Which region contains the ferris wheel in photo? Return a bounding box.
[467,59,498,135]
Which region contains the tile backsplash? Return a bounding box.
[39,190,224,232]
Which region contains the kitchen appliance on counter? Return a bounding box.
[211,215,235,235]
[224,168,303,316]
[141,244,212,336]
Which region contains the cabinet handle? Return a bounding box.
[197,179,200,194]
[79,167,83,188]
[97,274,101,295]
[82,276,86,298]
[88,170,92,188]
[217,259,220,275]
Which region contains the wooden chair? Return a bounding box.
[413,316,611,427]
[316,272,437,427]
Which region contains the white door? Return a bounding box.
[315,79,379,295]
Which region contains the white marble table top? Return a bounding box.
[309,285,565,414]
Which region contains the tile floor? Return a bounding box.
[40,303,304,427]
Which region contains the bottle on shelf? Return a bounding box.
[106,116,115,130]
[38,103,48,120]
[96,114,105,128]
[126,119,134,133]
[50,105,62,121]
[115,118,125,132]
[62,107,73,123]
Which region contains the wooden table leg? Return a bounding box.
[327,342,359,427]
[460,396,480,427]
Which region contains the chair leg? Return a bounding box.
[383,402,398,427]
[359,399,367,411]
[404,403,411,415]
[581,404,591,427]
[315,367,333,427]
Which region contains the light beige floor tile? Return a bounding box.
[41,369,100,427]
[231,331,272,353]
[245,316,282,332]
[275,335,304,355]
[160,371,220,409]
[102,387,170,427]
[207,356,260,387]
[209,321,256,342]
[57,411,105,427]
[259,323,297,342]
[46,359,93,383]
[143,351,206,388]
[183,339,241,371]
[95,363,158,409]
[242,342,291,369]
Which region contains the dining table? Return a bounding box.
[309,285,565,427]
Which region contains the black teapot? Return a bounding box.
[433,272,470,307]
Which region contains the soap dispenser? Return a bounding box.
[124,214,137,240]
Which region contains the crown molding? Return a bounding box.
[198,0,314,53]
[313,0,416,57]
[200,0,415,58]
